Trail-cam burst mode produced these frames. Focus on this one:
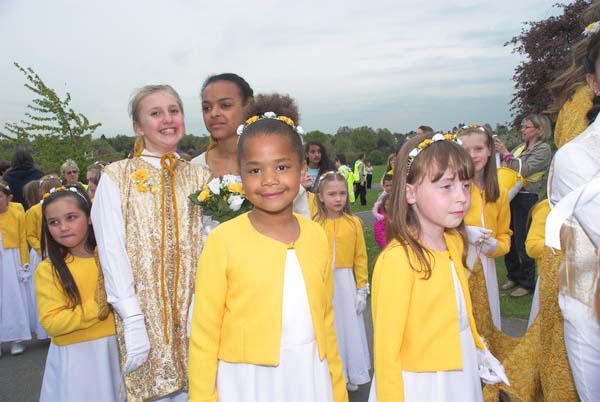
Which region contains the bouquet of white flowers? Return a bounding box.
[189,175,252,222]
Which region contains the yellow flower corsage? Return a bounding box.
[131,169,157,193]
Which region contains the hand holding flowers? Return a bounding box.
[189,175,252,222]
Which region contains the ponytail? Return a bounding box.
[133,137,145,157]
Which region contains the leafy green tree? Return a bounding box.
[1,63,101,175]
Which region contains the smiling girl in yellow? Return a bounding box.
[188,94,347,402]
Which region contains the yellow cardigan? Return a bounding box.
[464,183,512,258]
[25,202,42,255]
[0,202,29,265]
[372,231,484,402]
[555,85,593,149]
[317,214,368,288]
[188,213,347,402]
[525,199,550,260]
[35,255,116,346]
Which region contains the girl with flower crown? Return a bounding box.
[368,133,507,402]
[91,85,210,402]
[36,186,124,402]
[457,125,516,361]
[189,94,347,402]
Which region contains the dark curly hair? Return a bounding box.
[237,93,304,164]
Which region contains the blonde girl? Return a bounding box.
[369,133,507,402]
[36,186,123,402]
[0,181,31,356]
[189,94,347,402]
[313,171,370,392]
[458,125,512,354]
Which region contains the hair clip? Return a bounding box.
[0,182,10,191]
[407,133,462,175]
[236,111,305,137]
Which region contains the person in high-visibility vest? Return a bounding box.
[335,154,355,204]
[353,153,367,206]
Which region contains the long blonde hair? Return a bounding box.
[386,134,474,279]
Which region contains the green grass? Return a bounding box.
[363,227,533,319]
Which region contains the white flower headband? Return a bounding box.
[407,133,462,175]
[236,111,305,137]
[40,186,87,205]
[460,124,486,132]
[584,21,600,36]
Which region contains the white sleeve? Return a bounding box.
[91,173,142,319]
[550,143,598,205]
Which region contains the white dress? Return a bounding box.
[23,249,48,339]
[369,261,483,402]
[39,335,125,402]
[0,230,31,343]
[332,240,371,385]
[216,249,334,402]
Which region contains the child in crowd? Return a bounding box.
[369,133,507,402]
[458,126,511,340]
[0,181,31,356]
[23,179,40,210]
[335,154,355,204]
[377,173,393,202]
[306,141,333,192]
[189,95,348,402]
[36,186,123,402]
[365,161,374,189]
[313,171,370,392]
[372,193,389,250]
[86,162,106,200]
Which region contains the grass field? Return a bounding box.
[358,166,533,320]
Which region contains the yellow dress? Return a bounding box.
[464,184,517,362]
[554,85,593,149]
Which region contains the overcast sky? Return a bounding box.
[1,0,560,137]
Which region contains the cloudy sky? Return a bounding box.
[1,0,560,137]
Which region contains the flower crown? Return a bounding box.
[460,124,485,132]
[584,21,600,36]
[40,186,87,205]
[236,111,305,137]
[317,170,345,187]
[407,133,462,174]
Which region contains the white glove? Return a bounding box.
[477,344,510,386]
[464,226,492,245]
[122,314,151,374]
[480,236,499,255]
[355,286,368,315]
[18,264,32,282]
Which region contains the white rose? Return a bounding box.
[296,125,304,135]
[264,111,276,118]
[227,195,245,211]
[222,174,241,186]
[208,178,221,195]
[237,124,245,135]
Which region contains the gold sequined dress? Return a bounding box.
[92,152,210,402]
